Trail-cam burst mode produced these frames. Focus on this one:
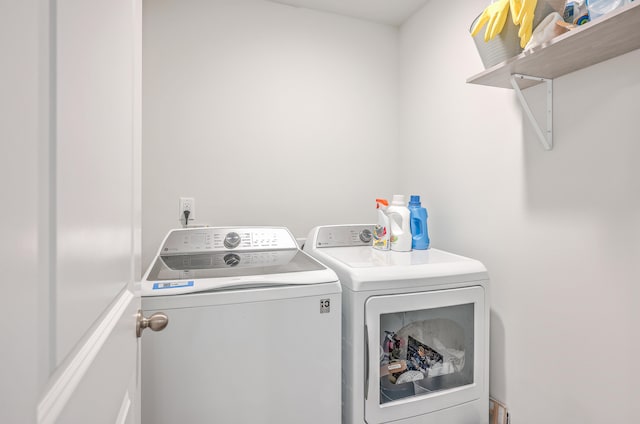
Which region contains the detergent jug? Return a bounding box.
[387,194,411,252]
[373,198,390,251]
[408,195,430,250]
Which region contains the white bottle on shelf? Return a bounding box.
[387,194,412,252]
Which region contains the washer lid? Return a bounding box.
[147,249,325,281]
[142,249,338,296]
[142,226,338,296]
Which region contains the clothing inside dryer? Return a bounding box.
[379,303,475,404]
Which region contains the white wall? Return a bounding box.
[142,0,399,269]
[400,1,640,422]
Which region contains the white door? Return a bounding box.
[365,286,486,424]
[0,1,142,423]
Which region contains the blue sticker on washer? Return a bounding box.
[152,281,194,290]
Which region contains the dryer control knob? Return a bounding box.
[224,232,241,249]
[224,253,240,267]
[359,229,373,243]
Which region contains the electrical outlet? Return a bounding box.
[179,197,195,222]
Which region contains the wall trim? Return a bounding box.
[37,288,134,424]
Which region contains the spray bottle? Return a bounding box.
[387,194,412,252]
[408,195,430,250]
[373,198,390,250]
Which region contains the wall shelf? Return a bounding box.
[467,1,640,90]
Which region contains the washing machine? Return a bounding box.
[140,226,341,424]
[304,224,489,424]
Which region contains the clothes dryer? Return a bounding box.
[304,224,489,424]
[141,226,341,424]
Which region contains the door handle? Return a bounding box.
[364,324,369,400]
[136,309,168,338]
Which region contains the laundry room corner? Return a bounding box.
[399,0,640,422]
[8,0,640,423]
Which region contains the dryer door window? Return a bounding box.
[364,286,486,424]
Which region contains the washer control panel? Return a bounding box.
[314,225,374,248]
[161,227,298,253]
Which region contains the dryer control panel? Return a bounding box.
[160,227,298,254]
[314,225,374,248]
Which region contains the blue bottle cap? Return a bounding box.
[409,195,421,206]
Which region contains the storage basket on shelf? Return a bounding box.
[470,0,565,69]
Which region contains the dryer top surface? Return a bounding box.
[304,225,488,291]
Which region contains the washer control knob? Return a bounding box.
[224,253,241,267]
[359,229,373,243]
[224,232,241,249]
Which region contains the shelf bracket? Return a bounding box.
[510,73,553,151]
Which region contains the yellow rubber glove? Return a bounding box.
[471,0,511,42]
[510,0,524,24]
[515,0,537,47]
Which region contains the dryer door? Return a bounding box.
[364,286,486,424]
